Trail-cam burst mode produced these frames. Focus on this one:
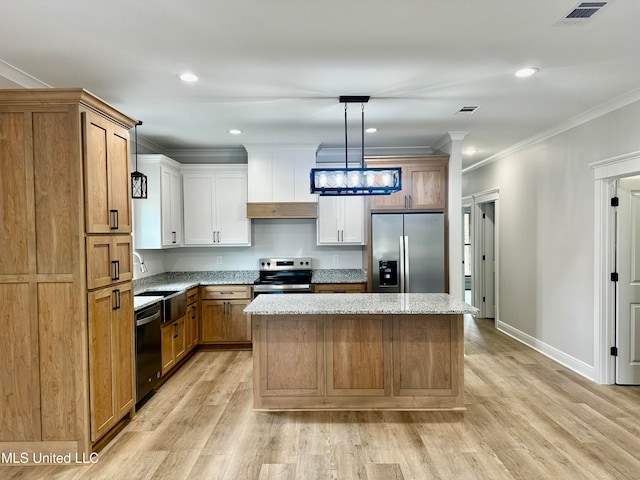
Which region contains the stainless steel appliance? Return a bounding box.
[253,257,313,297]
[371,212,445,293]
[135,302,162,404]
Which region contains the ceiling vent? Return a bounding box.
[456,106,479,115]
[557,2,608,25]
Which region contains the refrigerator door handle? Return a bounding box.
[404,235,410,292]
[399,236,405,292]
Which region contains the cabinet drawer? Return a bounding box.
[313,283,367,294]
[200,285,252,300]
[186,287,199,305]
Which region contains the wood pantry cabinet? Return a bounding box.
[133,155,182,249]
[84,111,133,233]
[365,155,448,211]
[0,88,137,459]
[86,235,133,290]
[200,285,252,344]
[182,165,251,246]
[87,283,135,441]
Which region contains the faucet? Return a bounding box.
[132,251,148,273]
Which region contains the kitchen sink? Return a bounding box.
[136,290,181,297]
[135,289,186,323]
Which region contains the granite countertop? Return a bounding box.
[132,269,368,311]
[244,293,479,316]
[134,269,367,295]
[311,269,367,284]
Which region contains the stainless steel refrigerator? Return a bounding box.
[371,212,445,293]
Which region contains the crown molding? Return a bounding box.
[463,87,640,174]
[0,59,51,88]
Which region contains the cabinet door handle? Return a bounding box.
[112,289,121,310]
[408,195,412,208]
[174,322,179,339]
[191,307,196,320]
[110,210,118,230]
[111,260,120,281]
[172,231,177,244]
[217,231,221,243]
[341,230,344,242]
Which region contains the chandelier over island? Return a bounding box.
[310,96,402,196]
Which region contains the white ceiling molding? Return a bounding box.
[133,134,166,155]
[463,86,640,174]
[0,59,51,88]
[318,145,434,159]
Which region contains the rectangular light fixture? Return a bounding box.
[310,95,402,196]
[310,166,402,196]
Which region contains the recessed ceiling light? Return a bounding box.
[365,127,378,133]
[178,72,198,82]
[515,67,539,78]
[464,147,479,155]
[228,129,242,135]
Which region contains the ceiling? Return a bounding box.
[1,0,640,169]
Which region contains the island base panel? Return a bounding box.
[253,313,464,411]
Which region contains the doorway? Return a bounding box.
[462,189,499,320]
[592,152,640,384]
[612,176,640,384]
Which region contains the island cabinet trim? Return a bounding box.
[252,312,465,411]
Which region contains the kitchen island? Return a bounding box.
[244,293,478,411]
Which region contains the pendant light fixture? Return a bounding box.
[130,121,147,199]
[310,96,401,196]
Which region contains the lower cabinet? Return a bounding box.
[313,283,367,294]
[161,315,186,376]
[186,287,200,352]
[87,282,135,442]
[200,285,252,343]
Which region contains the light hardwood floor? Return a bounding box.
[3,315,640,479]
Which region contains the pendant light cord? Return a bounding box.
[134,120,143,171]
[344,103,348,169]
[361,103,365,165]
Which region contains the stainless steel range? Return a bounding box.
[253,257,313,296]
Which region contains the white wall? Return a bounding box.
[136,219,364,275]
[462,100,640,375]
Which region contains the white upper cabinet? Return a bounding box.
[245,145,318,203]
[133,154,182,249]
[317,195,364,245]
[315,163,364,245]
[182,165,251,246]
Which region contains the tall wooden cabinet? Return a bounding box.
[0,89,137,459]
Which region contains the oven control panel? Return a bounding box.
[259,257,312,271]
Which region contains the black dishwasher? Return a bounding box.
[135,302,162,405]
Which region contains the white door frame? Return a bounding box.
[462,188,500,320]
[591,150,640,384]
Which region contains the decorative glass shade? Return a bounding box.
[310,167,401,196]
[131,170,147,199]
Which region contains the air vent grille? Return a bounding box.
[456,106,479,114]
[559,1,607,24]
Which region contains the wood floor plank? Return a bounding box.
[257,463,296,480]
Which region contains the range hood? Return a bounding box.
[245,144,319,219]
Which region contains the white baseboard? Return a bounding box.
[496,320,596,381]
